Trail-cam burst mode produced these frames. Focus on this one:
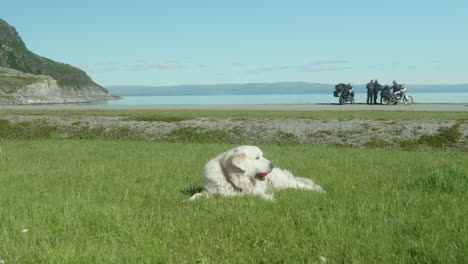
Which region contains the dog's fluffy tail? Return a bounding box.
[267,168,326,193]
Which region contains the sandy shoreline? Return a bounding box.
[1,103,467,111]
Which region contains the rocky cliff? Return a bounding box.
[0,18,116,104]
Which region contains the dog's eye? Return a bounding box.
[255,156,260,160]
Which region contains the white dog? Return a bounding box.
[190,146,325,201]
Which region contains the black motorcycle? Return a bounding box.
[333,83,355,105]
[380,84,413,105]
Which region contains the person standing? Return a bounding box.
[374,80,381,104]
[366,80,375,104]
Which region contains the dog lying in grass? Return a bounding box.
[190,146,325,201]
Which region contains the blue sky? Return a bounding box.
[1,0,467,86]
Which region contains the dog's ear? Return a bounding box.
[230,152,247,171]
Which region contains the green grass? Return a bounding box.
[0,94,15,100]
[1,109,467,121]
[0,119,144,141]
[397,121,466,150]
[365,136,391,148]
[0,75,40,88]
[7,75,40,85]
[417,122,463,148]
[165,127,236,143]
[0,141,466,263]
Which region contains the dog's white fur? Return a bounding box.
[190,146,325,201]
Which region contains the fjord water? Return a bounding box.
[102,92,468,106]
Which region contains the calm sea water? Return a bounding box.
[101,92,468,106]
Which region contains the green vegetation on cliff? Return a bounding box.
[0,74,39,88]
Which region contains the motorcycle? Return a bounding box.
[333,83,355,105]
[380,84,413,105]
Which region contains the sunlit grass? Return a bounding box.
[0,141,466,263]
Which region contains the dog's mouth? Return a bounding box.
[255,173,268,181]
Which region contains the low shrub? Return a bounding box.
[366,137,391,148]
[417,122,463,148]
[164,127,232,143]
[124,115,192,122]
[0,119,58,140]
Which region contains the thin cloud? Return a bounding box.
[126,61,183,71]
[75,64,120,73]
[308,59,349,65]
[368,64,385,70]
[298,65,349,72]
[246,65,291,74]
[232,62,248,67]
[74,61,184,73]
[299,60,349,72]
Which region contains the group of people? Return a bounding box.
[366,80,400,104]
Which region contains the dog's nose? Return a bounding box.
[269,162,275,168]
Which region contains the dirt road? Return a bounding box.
[1,103,467,111]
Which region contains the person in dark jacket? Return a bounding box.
[366,80,375,104]
[391,80,400,93]
[374,80,381,104]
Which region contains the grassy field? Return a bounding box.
[0,140,466,263]
[1,109,467,121]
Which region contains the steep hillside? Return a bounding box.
[0,18,113,104]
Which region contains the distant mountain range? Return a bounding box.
[107,82,468,96]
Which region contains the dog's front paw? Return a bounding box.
[189,192,206,201]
